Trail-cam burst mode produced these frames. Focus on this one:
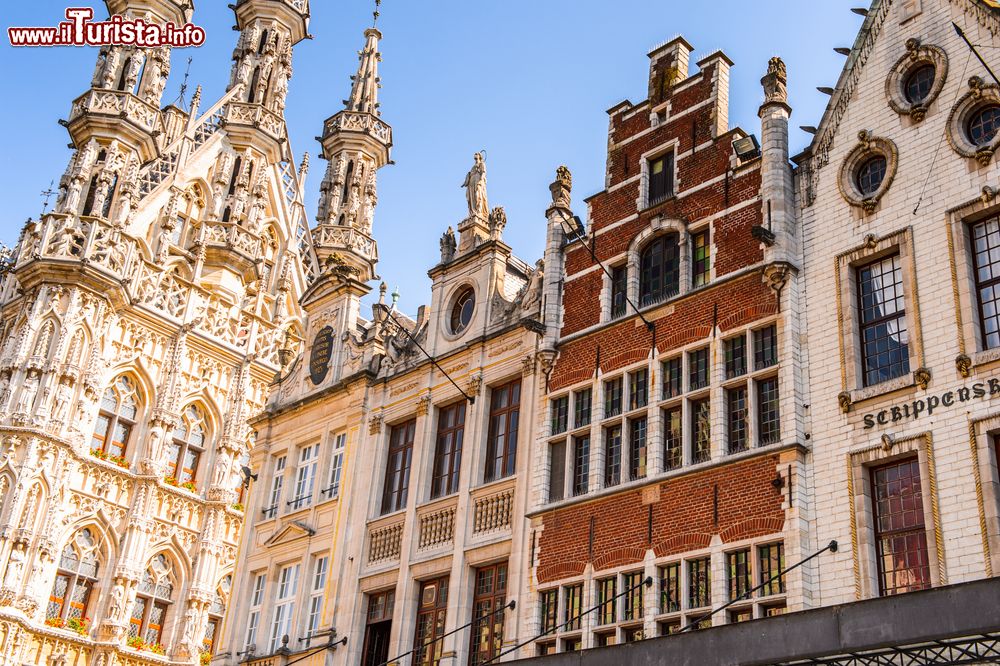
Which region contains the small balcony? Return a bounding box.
[416,499,456,552]
[367,515,404,566]
[471,480,515,538]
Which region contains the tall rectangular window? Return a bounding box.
[663,407,682,471]
[550,396,569,435]
[648,152,675,205]
[757,377,780,445]
[572,436,590,496]
[971,217,1000,349]
[291,444,319,510]
[596,577,617,625]
[726,550,751,602]
[564,584,583,631]
[244,573,266,649]
[485,380,521,482]
[659,563,680,613]
[307,556,329,636]
[469,563,507,666]
[622,572,644,622]
[604,425,622,487]
[269,564,300,653]
[871,458,930,596]
[539,589,558,634]
[857,254,909,386]
[362,590,394,666]
[573,389,592,429]
[431,402,466,498]
[413,578,449,666]
[662,357,682,398]
[323,433,346,499]
[691,399,711,463]
[611,265,628,319]
[724,335,747,378]
[726,386,748,454]
[689,348,709,391]
[264,456,286,519]
[758,543,785,596]
[628,418,647,480]
[687,558,711,608]
[692,230,711,287]
[628,368,648,410]
[548,440,567,503]
[753,324,778,370]
[604,377,623,418]
[381,419,416,515]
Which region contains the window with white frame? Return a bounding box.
[245,573,266,650]
[307,556,329,637]
[263,456,286,519]
[290,444,319,511]
[269,564,300,653]
[322,433,347,500]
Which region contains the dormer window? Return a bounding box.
[648,153,674,206]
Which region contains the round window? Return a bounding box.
[903,64,935,104]
[450,288,475,334]
[855,155,887,197]
[967,104,1000,147]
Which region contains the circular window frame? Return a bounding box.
[885,38,948,122]
[947,76,1000,166]
[838,131,899,213]
[446,285,476,337]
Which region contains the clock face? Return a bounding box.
[309,326,335,385]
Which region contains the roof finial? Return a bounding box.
[373,0,381,27]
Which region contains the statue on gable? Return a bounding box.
[462,152,489,220]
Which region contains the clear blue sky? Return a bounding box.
[0,1,862,313]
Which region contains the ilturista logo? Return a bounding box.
[8,7,206,48]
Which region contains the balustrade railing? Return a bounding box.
[368,520,403,565]
[418,506,455,550]
[473,486,514,535]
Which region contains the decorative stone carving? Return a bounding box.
[520,259,545,314]
[880,433,895,452]
[762,262,792,298]
[913,367,931,390]
[761,56,788,107]
[415,395,431,417]
[440,226,456,263]
[521,355,535,376]
[489,207,507,241]
[549,165,573,210]
[838,391,852,414]
[885,39,948,123]
[466,373,483,397]
[956,353,972,378]
[946,76,1000,166]
[368,413,383,435]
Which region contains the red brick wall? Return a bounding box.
[535,455,786,583]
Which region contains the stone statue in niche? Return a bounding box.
[462,152,489,220]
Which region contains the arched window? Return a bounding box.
[130,554,175,647]
[258,29,269,55]
[639,234,680,307]
[228,157,243,197]
[204,575,231,656]
[248,67,261,103]
[82,176,100,217]
[47,528,101,627]
[342,161,354,205]
[116,57,132,91]
[167,405,207,488]
[91,375,139,459]
[100,173,119,219]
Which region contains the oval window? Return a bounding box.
[903,64,935,104]
[855,155,887,197]
[967,104,1000,147]
[450,288,475,334]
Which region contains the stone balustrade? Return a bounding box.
[417,505,456,550]
[367,519,403,565]
[473,485,514,536]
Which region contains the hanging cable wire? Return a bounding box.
[376,600,516,666]
[380,306,475,404]
[483,576,653,665]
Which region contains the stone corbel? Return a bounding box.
[368,413,383,435]
[913,367,931,390]
[415,395,431,417]
[956,353,972,378]
[838,391,853,414]
[466,373,483,398]
[521,355,536,376]
[762,262,793,301]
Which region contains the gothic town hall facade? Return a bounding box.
[0,1,999,666]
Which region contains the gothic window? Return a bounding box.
[248,67,261,103]
[32,320,56,360]
[204,575,230,655]
[131,554,176,647]
[91,375,139,459]
[258,30,269,54]
[228,157,243,197]
[116,57,132,91]
[484,380,521,482]
[639,235,680,307]
[167,405,207,489]
[381,419,415,514]
[47,528,101,626]
[342,161,355,206]
[82,176,100,217]
[431,401,466,498]
[857,254,910,386]
[967,104,1000,147]
[101,173,119,219]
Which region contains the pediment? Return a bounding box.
[264,520,316,548]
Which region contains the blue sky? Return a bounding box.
[0,1,862,313]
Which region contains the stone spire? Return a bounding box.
[345,28,383,116]
[311,26,393,286]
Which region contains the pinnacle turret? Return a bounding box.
[345,28,382,116]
